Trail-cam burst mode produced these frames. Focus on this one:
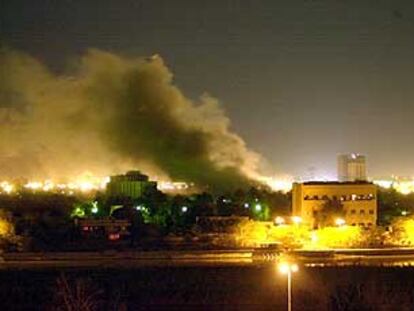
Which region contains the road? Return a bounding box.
[2,248,414,268]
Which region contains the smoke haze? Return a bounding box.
[0,48,262,191]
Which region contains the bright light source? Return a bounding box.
[402,210,408,216]
[244,203,249,209]
[255,204,262,212]
[278,262,290,274]
[91,206,98,214]
[0,181,14,194]
[291,216,302,225]
[182,206,188,213]
[278,262,299,275]
[335,218,346,227]
[274,216,285,225]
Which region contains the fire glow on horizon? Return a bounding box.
[0,172,296,195]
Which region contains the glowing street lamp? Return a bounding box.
[291,216,302,225]
[274,216,285,226]
[335,218,346,227]
[278,262,299,311]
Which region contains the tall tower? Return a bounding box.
[337,154,367,182]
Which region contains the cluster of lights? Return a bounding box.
[274,216,302,226]
[0,181,14,194]
[374,179,414,195]
[157,181,193,192]
[257,176,293,193]
[0,176,110,195]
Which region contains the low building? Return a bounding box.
[77,217,131,240]
[292,181,377,228]
[106,170,157,199]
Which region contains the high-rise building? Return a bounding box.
[337,154,367,182]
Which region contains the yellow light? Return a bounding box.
[275,216,285,225]
[291,216,302,225]
[0,181,14,194]
[278,262,290,274]
[335,218,346,227]
[278,262,299,274]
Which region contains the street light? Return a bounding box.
[278,262,299,311]
[274,216,285,226]
[335,218,346,227]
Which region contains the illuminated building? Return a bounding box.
[337,153,367,182]
[106,171,157,199]
[292,181,377,228]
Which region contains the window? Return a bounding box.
[352,223,356,226]
[351,194,357,200]
[360,209,365,214]
[351,209,356,214]
[369,210,374,215]
[359,223,365,226]
[367,223,373,227]
[304,195,310,200]
[313,195,319,200]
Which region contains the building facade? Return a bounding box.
[337,153,367,182]
[106,171,157,199]
[292,181,377,228]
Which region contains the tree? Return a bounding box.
[315,198,345,228]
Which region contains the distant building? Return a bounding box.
[292,181,377,228]
[106,171,157,199]
[77,217,131,240]
[337,153,367,182]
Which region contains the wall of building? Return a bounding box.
[292,182,377,228]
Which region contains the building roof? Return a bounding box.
[300,181,374,186]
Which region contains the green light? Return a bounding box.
[91,206,98,214]
[255,204,262,212]
[72,207,85,218]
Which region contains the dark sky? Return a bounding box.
[2,0,414,179]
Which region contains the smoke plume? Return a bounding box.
[0,48,262,191]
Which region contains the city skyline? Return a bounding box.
[2,1,414,180]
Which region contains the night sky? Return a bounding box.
[2,0,414,179]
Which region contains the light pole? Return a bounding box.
[278,262,299,311]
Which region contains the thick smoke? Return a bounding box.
[0,48,262,191]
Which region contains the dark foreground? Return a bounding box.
[1,264,414,310]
